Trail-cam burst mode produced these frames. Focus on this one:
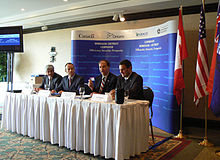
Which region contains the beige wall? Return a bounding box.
[13,12,220,121]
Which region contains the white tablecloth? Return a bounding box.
[1,92,149,160]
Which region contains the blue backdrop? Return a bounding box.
[71,20,179,134]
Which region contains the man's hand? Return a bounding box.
[88,79,94,90]
[51,90,56,94]
[35,88,43,92]
[58,90,63,94]
[109,89,115,100]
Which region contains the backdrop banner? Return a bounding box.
[71,20,179,134]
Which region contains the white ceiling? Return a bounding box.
[0,0,218,29]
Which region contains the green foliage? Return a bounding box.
[0,52,7,82]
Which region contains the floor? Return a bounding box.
[0,115,220,160]
[154,126,220,160]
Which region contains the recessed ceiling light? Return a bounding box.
[63,0,68,2]
[21,8,25,11]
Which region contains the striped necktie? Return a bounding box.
[99,77,106,93]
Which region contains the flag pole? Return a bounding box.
[198,96,213,146]
[175,99,184,138]
[198,0,213,146]
[175,5,185,139]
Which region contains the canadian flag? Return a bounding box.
[173,8,188,106]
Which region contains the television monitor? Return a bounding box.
[0,26,23,52]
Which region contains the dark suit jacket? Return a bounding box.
[92,72,117,94]
[55,74,84,94]
[39,72,62,91]
[116,72,143,100]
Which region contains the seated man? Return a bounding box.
[35,64,62,91]
[111,59,143,100]
[53,63,84,94]
[88,60,117,94]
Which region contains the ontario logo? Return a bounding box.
[106,32,124,39]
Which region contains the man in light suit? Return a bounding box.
[88,60,117,94]
[53,63,84,94]
[110,59,143,100]
[35,64,62,91]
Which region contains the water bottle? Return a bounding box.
[115,88,124,104]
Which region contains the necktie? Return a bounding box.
[69,78,71,87]
[48,77,51,89]
[99,77,106,93]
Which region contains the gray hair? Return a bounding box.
[45,64,54,72]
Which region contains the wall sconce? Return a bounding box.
[112,12,125,22]
[119,13,125,22]
[41,25,48,31]
[112,13,119,21]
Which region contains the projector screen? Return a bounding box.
[0,26,23,52]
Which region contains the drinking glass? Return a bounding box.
[79,87,85,99]
[44,84,50,90]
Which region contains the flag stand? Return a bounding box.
[198,97,213,146]
[215,150,220,156]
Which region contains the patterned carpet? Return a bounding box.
[0,128,191,160]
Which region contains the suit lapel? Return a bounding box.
[97,75,102,88]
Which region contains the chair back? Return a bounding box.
[143,86,154,107]
[143,86,155,143]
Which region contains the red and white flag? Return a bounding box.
[173,7,188,106]
[194,3,209,106]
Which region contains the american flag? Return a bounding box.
[194,4,209,106]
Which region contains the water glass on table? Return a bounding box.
[44,84,50,90]
[79,87,85,99]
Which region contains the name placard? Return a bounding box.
[22,89,33,95]
[91,93,112,102]
[38,90,51,97]
[61,92,76,99]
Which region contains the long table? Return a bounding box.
[1,92,149,160]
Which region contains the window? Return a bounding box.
[0,52,7,82]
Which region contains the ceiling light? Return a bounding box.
[112,13,118,21]
[63,0,68,2]
[21,8,25,12]
[119,13,125,22]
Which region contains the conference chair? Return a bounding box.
[143,86,155,143]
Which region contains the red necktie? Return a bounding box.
[99,77,106,93]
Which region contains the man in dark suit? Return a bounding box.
[88,60,117,94]
[110,59,143,100]
[35,64,62,91]
[52,63,84,94]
